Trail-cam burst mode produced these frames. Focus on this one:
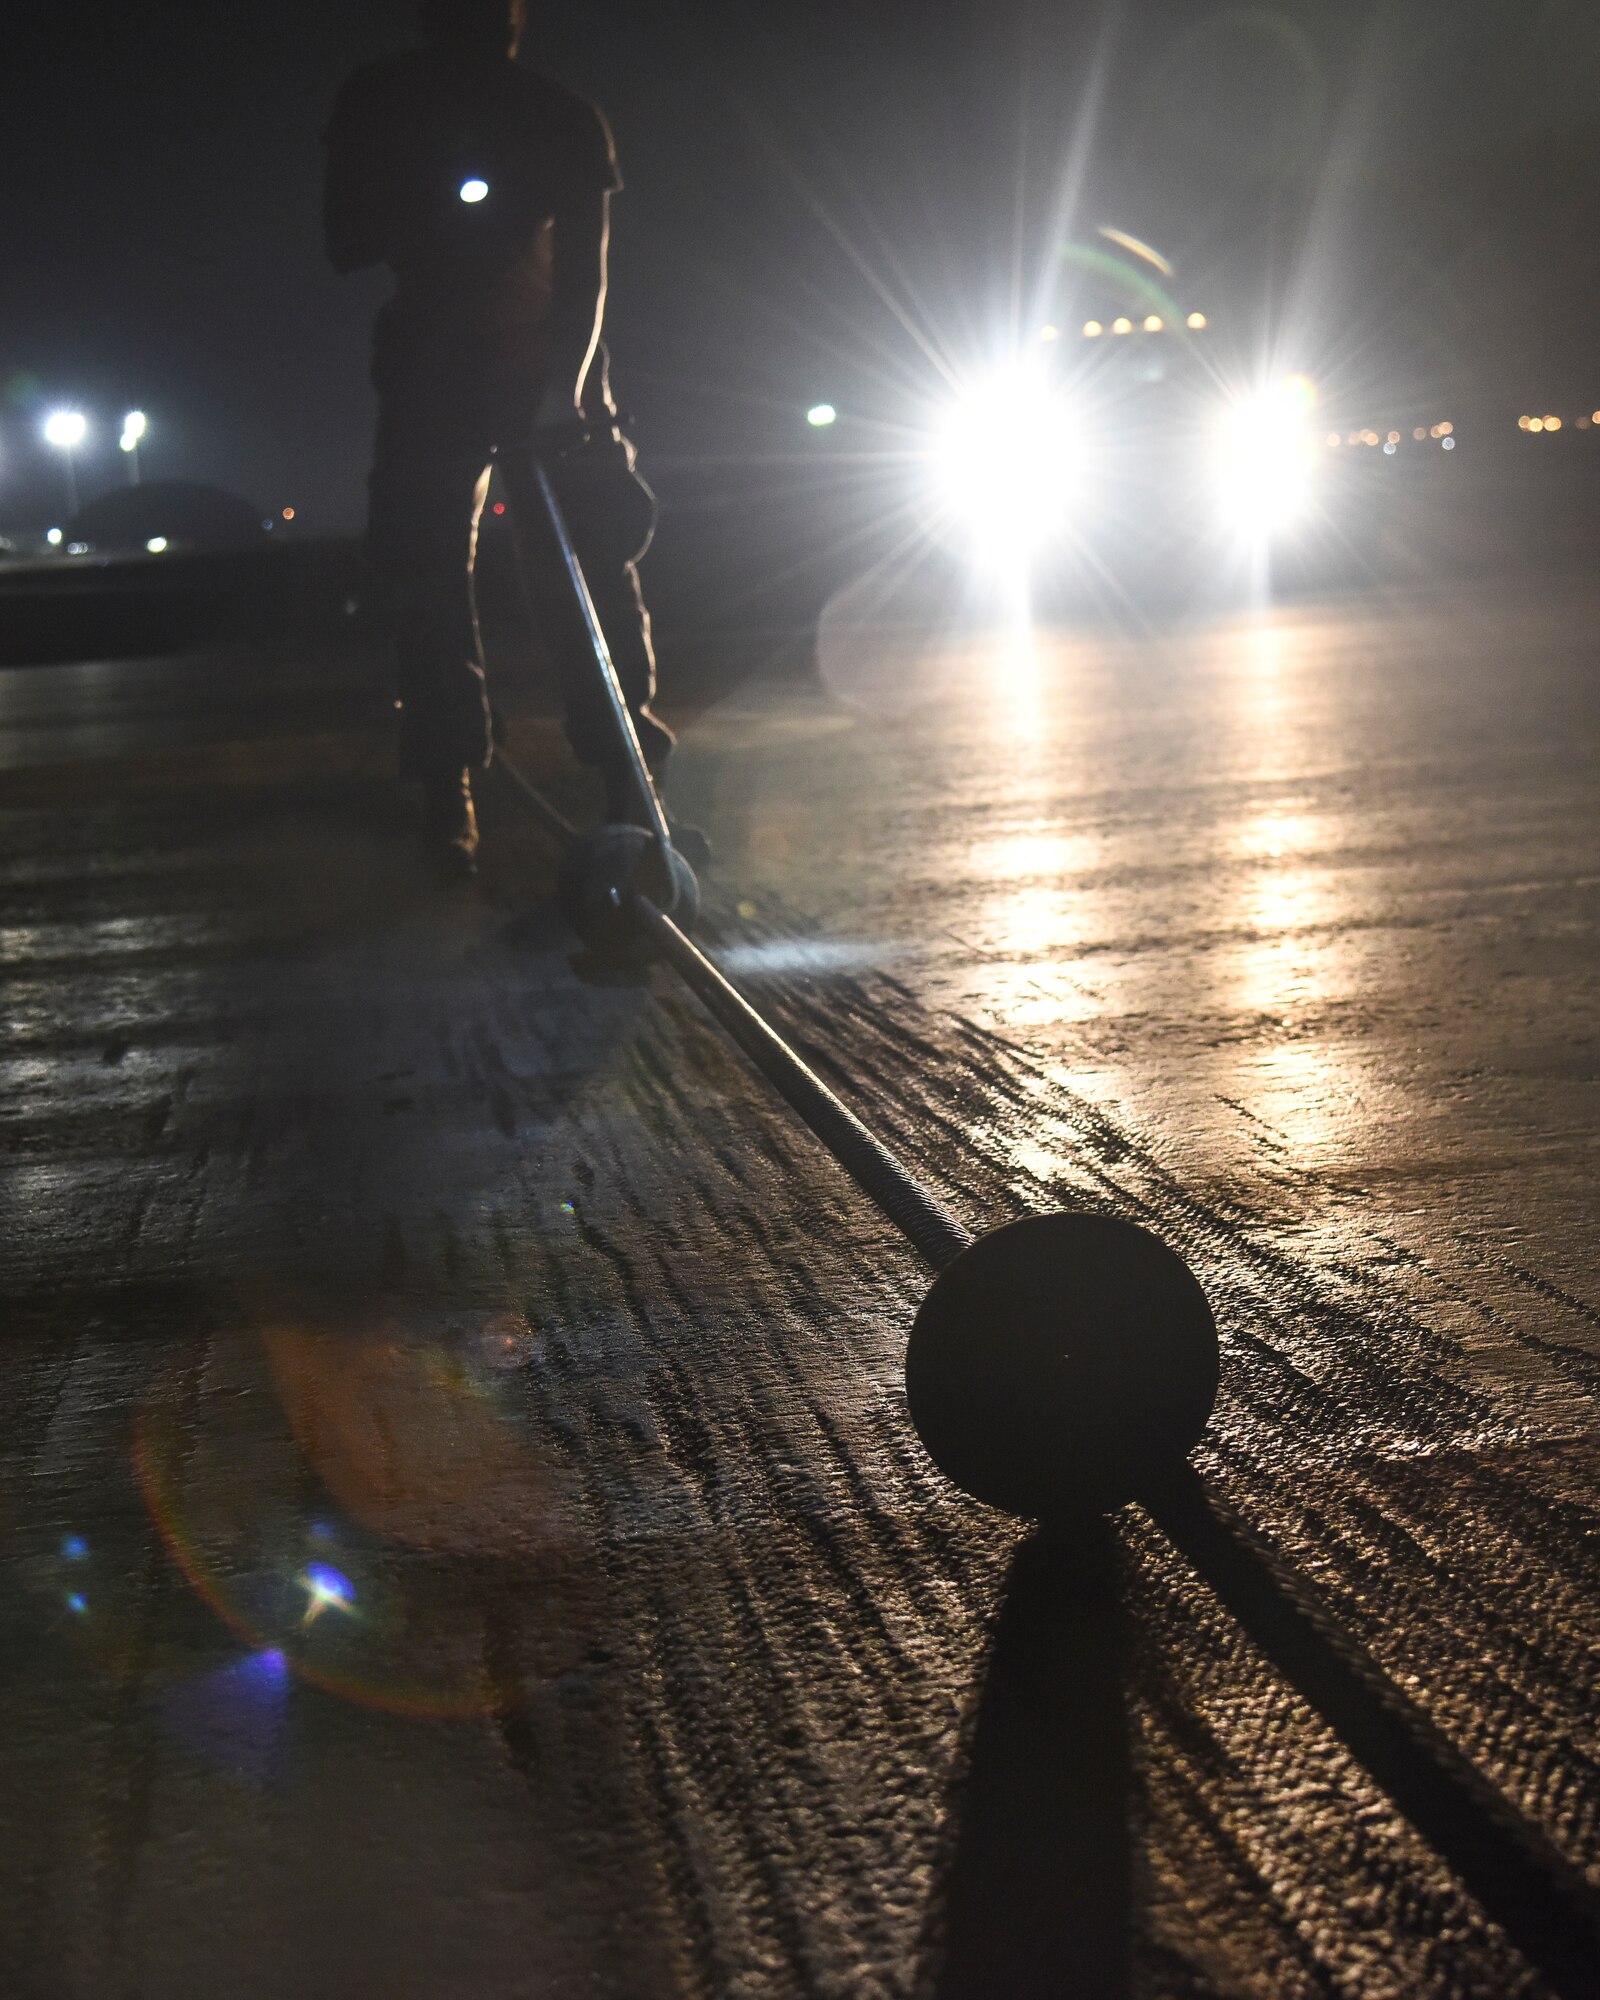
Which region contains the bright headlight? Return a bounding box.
[1214,375,1318,534]
[933,370,1076,566]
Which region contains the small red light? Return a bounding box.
[492,501,506,515]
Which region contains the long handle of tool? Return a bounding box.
[531,457,674,856]
[633,893,974,1273]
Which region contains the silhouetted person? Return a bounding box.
[324,0,672,872]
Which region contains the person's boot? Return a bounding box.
[421,768,479,876]
[604,770,710,871]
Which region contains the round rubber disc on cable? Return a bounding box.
[904,1212,1218,1518]
[557,823,698,958]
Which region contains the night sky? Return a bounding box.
[3,0,1597,532]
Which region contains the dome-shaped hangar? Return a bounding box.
[70,480,267,554]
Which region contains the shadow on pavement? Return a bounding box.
[932,1472,1600,2000]
[932,1519,1131,2000]
[932,1470,1600,2000]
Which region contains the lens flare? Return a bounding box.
[158,1649,289,1784]
[299,1563,356,1625]
[1095,225,1174,276]
[132,1311,587,1718]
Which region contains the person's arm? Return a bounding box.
[322,74,392,275]
[535,187,610,428]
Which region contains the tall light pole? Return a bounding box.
[43,410,88,520]
[120,410,147,484]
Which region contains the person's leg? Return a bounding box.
[367,407,495,867]
[500,442,672,789]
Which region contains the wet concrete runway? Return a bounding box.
[2,581,1597,1997]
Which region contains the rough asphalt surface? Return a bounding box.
[1,583,1597,1997]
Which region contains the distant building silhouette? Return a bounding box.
[71,480,268,554]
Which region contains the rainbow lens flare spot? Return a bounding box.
[300,1563,356,1625]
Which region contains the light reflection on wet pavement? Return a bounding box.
[0,581,1596,1996]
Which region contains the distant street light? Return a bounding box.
[43,411,86,447]
[120,410,148,484]
[43,410,88,518]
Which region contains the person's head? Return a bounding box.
[419,0,527,58]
